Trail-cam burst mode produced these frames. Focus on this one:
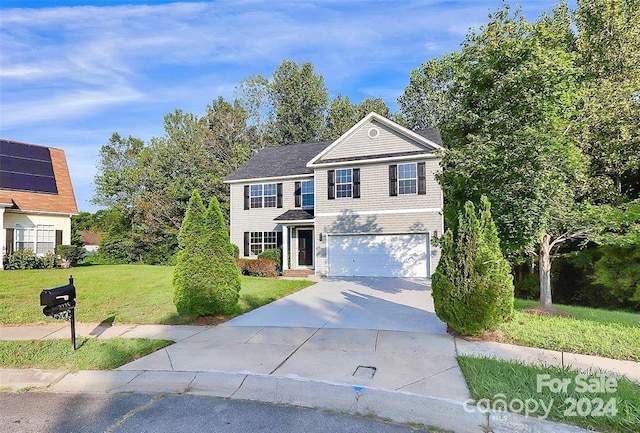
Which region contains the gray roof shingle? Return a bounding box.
[415,128,443,146]
[225,141,332,181]
[274,209,315,221]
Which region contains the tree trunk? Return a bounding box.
[539,232,553,310]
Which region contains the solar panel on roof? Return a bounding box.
[0,140,58,194]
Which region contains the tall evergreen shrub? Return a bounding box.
[432,196,514,335]
[173,191,241,316]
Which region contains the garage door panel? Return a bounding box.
[328,234,428,277]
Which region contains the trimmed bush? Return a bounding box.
[56,244,85,268]
[173,191,241,317]
[236,258,278,277]
[258,248,282,273]
[231,243,240,258]
[2,250,57,270]
[432,196,514,335]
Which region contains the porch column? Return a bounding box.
[282,225,289,271]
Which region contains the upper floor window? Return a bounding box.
[249,183,277,208]
[301,180,314,208]
[389,162,426,196]
[335,168,352,198]
[15,224,55,255]
[328,168,360,200]
[398,163,417,195]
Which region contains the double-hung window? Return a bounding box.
[245,183,282,210]
[248,231,278,256]
[263,183,277,207]
[398,163,417,195]
[335,168,352,198]
[250,185,263,208]
[301,180,314,208]
[15,224,55,255]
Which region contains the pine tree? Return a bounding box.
[432,196,514,335]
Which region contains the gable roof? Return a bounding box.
[225,141,332,182]
[0,139,78,215]
[307,112,443,167]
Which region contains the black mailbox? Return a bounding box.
[40,277,76,317]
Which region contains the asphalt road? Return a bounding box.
[0,392,430,433]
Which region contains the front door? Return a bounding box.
[297,229,313,266]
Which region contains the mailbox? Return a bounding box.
[40,278,76,317]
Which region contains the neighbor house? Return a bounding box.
[1,139,78,269]
[224,112,444,278]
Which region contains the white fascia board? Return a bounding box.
[224,173,314,184]
[307,112,443,168]
[316,208,442,217]
[309,153,440,169]
[5,208,76,217]
[326,231,430,236]
[277,220,316,225]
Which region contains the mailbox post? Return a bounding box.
[40,276,77,350]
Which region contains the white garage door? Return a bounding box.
[328,234,429,277]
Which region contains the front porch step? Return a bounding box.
[283,269,315,278]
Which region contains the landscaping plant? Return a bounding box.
[432,196,514,335]
[173,190,241,316]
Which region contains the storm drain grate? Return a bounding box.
[353,366,377,379]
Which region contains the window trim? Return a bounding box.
[248,231,279,256]
[301,180,314,209]
[15,224,55,255]
[249,183,278,208]
[335,168,353,199]
[397,162,417,195]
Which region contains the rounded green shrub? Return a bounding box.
[258,248,282,273]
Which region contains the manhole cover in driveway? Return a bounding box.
[353,366,377,379]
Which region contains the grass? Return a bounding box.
[0,265,314,325]
[493,300,640,362]
[458,356,640,433]
[0,338,172,370]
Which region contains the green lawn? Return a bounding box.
[496,300,640,362]
[458,356,640,433]
[0,338,172,371]
[0,265,314,325]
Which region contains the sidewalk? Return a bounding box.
[2,322,635,433]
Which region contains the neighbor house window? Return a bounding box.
[398,163,417,195]
[301,180,314,208]
[335,168,352,198]
[15,224,55,255]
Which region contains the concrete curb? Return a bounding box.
[1,368,595,433]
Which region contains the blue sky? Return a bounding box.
[1,0,575,212]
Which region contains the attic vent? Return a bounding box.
[367,127,379,139]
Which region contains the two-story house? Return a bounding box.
[224,112,444,278]
[1,139,78,269]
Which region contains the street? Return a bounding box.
[0,392,430,433]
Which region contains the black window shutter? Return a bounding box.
[328,170,335,200]
[418,162,427,195]
[294,181,301,207]
[55,230,63,247]
[244,185,250,210]
[244,232,250,256]
[5,228,14,255]
[277,183,283,208]
[353,168,360,199]
[389,165,398,196]
[276,231,283,248]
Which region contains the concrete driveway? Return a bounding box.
[226,277,447,334]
